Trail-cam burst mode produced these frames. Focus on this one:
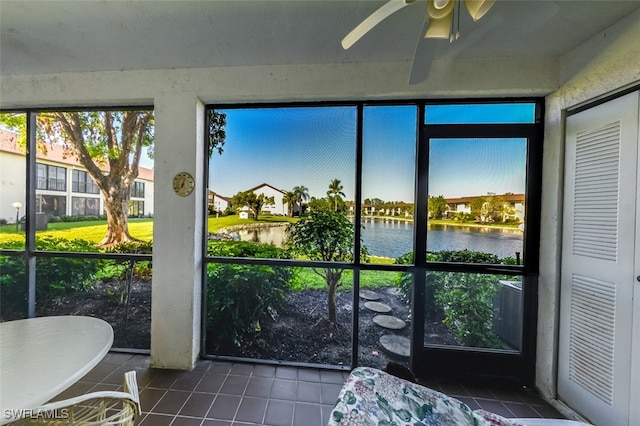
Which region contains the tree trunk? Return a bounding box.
[326,269,342,327]
[99,192,136,246]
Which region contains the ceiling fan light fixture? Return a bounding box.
[427,0,456,19]
[464,0,496,21]
[424,13,453,39]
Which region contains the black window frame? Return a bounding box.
[131,181,145,198]
[36,163,67,191]
[72,169,100,194]
[202,99,544,385]
[0,107,154,351]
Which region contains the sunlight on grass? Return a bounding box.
[207,214,296,232]
[0,219,153,245]
[292,266,399,291]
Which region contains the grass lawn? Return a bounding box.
[0,218,154,245]
[208,214,297,232]
[287,256,396,291]
[1,214,398,290]
[0,214,297,246]
[428,218,522,230]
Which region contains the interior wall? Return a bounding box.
[0,49,558,369]
[537,8,640,403]
[0,10,637,371]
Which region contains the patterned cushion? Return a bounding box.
[328,366,499,426]
[474,409,528,426]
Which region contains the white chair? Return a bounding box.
[7,371,140,425]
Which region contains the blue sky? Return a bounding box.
[208,104,532,201]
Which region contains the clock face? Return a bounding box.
[172,172,195,197]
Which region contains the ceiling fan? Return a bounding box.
[341,0,496,85]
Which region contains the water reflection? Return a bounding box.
[234,220,523,259]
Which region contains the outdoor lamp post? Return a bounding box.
[12,202,22,232]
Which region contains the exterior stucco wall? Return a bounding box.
[0,151,25,223]
[252,185,287,216]
[537,9,640,403]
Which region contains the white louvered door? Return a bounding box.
[558,91,640,426]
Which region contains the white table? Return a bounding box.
[0,316,113,424]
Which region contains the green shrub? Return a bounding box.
[206,263,293,348]
[1,237,102,316]
[103,240,153,280]
[205,240,294,348]
[96,240,153,304]
[207,240,290,259]
[393,251,414,302]
[394,249,509,348]
[56,214,107,222]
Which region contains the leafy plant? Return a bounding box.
[207,240,290,259]
[394,249,508,347]
[287,210,367,327]
[0,237,101,317]
[205,240,293,348]
[206,263,292,348]
[97,240,153,304]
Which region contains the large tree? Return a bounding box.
[283,191,297,217]
[40,111,154,246]
[0,109,227,246]
[231,191,274,220]
[326,178,346,212]
[292,185,309,216]
[287,209,367,327]
[428,195,448,220]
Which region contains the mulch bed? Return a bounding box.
[37,282,458,370]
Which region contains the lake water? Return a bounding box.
[236,218,524,259]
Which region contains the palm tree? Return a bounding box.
[292,185,310,216]
[327,179,345,212]
[283,191,297,217]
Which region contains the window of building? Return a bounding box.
[36,163,66,191]
[128,200,144,217]
[36,194,67,216]
[72,170,100,194]
[71,197,100,216]
[131,181,145,198]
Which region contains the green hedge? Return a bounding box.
[0,237,101,319]
[394,249,509,348]
[205,240,294,348]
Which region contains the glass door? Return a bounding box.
[412,103,542,382]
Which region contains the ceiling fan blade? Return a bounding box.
[341,0,413,50]
[408,19,439,85]
[464,0,496,21]
[424,13,453,39]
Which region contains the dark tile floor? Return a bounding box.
[52,353,565,425]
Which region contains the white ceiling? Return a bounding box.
[1,0,639,77]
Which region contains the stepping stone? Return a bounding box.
[359,290,381,301]
[373,315,406,330]
[364,301,392,313]
[379,335,410,358]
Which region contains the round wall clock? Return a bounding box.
[172,172,195,197]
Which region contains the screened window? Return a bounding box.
[0,108,154,352]
[36,163,66,191]
[71,197,99,216]
[128,200,144,217]
[203,101,542,381]
[72,170,100,194]
[131,181,145,198]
